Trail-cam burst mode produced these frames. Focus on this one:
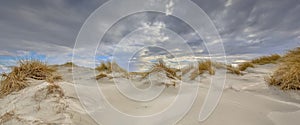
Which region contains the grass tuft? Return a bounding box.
[0,60,62,97]
[226,65,242,75]
[238,62,255,71]
[190,60,215,80]
[96,73,112,80]
[0,111,15,124]
[142,59,180,80]
[266,47,300,90]
[96,62,112,73]
[46,83,64,97]
[61,62,76,67]
[95,61,128,79]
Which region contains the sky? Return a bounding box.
[0,0,300,72]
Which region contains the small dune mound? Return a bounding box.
[0,82,72,124]
[251,54,281,65]
[190,60,216,80]
[180,64,194,76]
[266,47,300,90]
[95,61,128,79]
[46,83,65,98]
[142,59,180,81]
[235,54,280,72]
[238,62,255,71]
[0,60,62,98]
[226,65,242,75]
[61,62,77,67]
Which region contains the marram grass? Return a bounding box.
[266,47,300,90]
[0,60,62,97]
[142,59,180,80]
[190,60,215,80]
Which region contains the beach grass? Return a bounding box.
[190,60,215,80]
[251,54,281,65]
[226,65,242,75]
[266,47,300,90]
[0,60,62,97]
[238,62,255,71]
[95,61,128,79]
[61,62,77,67]
[142,59,180,80]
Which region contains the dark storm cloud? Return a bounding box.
[0,0,106,53]
[0,0,300,68]
[193,0,300,55]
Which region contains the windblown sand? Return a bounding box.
[0,64,300,125]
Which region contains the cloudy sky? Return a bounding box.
[0,0,300,72]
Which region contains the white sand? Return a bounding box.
[1,64,300,124]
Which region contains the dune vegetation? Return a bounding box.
[190,60,215,80]
[251,54,281,65]
[95,61,128,79]
[266,47,300,90]
[93,54,282,81]
[226,65,242,75]
[96,73,112,80]
[96,62,113,73]
[141,59,180,80]
[236,54,281,71]
[96,61,127,73]
[238,62,255,71]
[61,62,77,67]
[0,60,62,97]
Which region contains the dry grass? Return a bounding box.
[96,73,112,80]
[190,60,215,80]
[266,47,300,90]
[96,73,107,80]
[46,83,64,97]
[198,60,215,75]
[96,61,127,73]
[61,62,76,67]
[34,83,64,103]
[233,54,281,73]
[95,61,128,79]
[251,54,281,65]
[142,59,180,80]
[226,65,242,75]
[0,60,62,98]
[232,54,280,72]
[96,62,112,73]
[0,111,15,124]
[129,72,147,76]
[238,62,255,71]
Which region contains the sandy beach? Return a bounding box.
[0,63,299,125]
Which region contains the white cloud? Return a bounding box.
[0,50,15,56]
[225,0,233,7]
[165,0,175,15]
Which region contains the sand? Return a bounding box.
[1,64,300,125]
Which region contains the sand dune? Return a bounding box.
[0,64,300,124]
